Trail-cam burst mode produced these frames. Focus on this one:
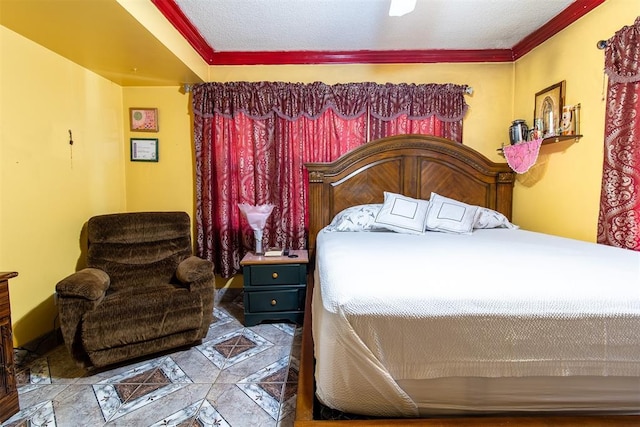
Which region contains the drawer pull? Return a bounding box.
[271,299,277,306]
[272,272,278,279]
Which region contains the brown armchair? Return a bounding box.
[55,212,215,368]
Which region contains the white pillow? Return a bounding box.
[325,204,384,232]
[474,207,519,229]
[425,192,478,234]
[374,192,429,235]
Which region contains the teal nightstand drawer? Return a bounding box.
[248,264,305,286]
[240,250,309,326]
[246,288,305,312]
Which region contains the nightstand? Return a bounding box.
[240,250,308,327]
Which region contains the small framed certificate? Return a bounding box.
[130,138,158,162]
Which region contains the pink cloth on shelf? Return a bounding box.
[502,139,543,173]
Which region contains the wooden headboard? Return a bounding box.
[305,134,515,256]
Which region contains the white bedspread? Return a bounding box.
[312,228,640,416]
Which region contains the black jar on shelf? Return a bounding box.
[509,119,529,144]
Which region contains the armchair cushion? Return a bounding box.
[87,212,192,292]
[82,284,203,352]
[56,268,110,300]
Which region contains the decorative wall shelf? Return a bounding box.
[541,134,583,145]
[497,135,582,155]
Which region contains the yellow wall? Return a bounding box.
[123,87,195,217]
[512,0,640,241]
[0,27,127,345]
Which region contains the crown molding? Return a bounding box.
[208,49,515,65]
[151,0,215,63]
[512,0,606,60]
[153,0,604,66]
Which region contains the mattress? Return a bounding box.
[312,228,640,417]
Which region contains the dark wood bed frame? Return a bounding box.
[294,134,637,426]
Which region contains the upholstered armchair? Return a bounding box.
[55,212,215,368]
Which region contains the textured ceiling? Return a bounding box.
[157,0,604,64]
[175,0,573,52]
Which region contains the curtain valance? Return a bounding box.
[192,81,469,123]
[604,16,640,84]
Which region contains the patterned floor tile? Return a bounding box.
[238,357,285,414]
[207,382,280,427]
[197,328,273,369]
[8,289,301,427]
[43,384,108,426]
[211,307,236,329]
[2,400,56,427]
[272,323,297,337]
[168,346,222,385]
[236,356,296,420]
[16,356,52,393]
[110,383,212,427]
[93,356,193,422]
[215,344,294,386]
[249,323,298,346]
[149,399,231,427]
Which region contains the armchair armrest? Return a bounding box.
[55,267,110,367]
[176,256,214,285]
[56,268,110,300]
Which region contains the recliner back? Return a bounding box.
[87,211,192,292]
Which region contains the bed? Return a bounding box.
[294,134,640,426]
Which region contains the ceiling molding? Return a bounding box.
[153,0,604,66]
[208,49,515,66]
[512,0,606,60]
[151,0,215,63]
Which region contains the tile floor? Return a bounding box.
[3,289,301,427]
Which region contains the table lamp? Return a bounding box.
[238,203,274,255]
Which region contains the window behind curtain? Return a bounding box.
[192,82,469,276]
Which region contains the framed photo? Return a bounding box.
[534,81,565,138]
[129,108,158,132]
[130,138,158,162]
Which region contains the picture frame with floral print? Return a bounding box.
[129,108,159,132]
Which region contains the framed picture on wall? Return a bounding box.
[129,108,159,132]
[534,81,565,138]
[130,138,158,162]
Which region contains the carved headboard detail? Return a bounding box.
[305,134,515,256]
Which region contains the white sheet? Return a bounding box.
[312,228,640,417]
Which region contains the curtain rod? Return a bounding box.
[597,40,608,49]
[183,83,474,95]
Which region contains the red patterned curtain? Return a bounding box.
[369,83,466,141]
[192,82,468,276]
[597,17,640,250]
